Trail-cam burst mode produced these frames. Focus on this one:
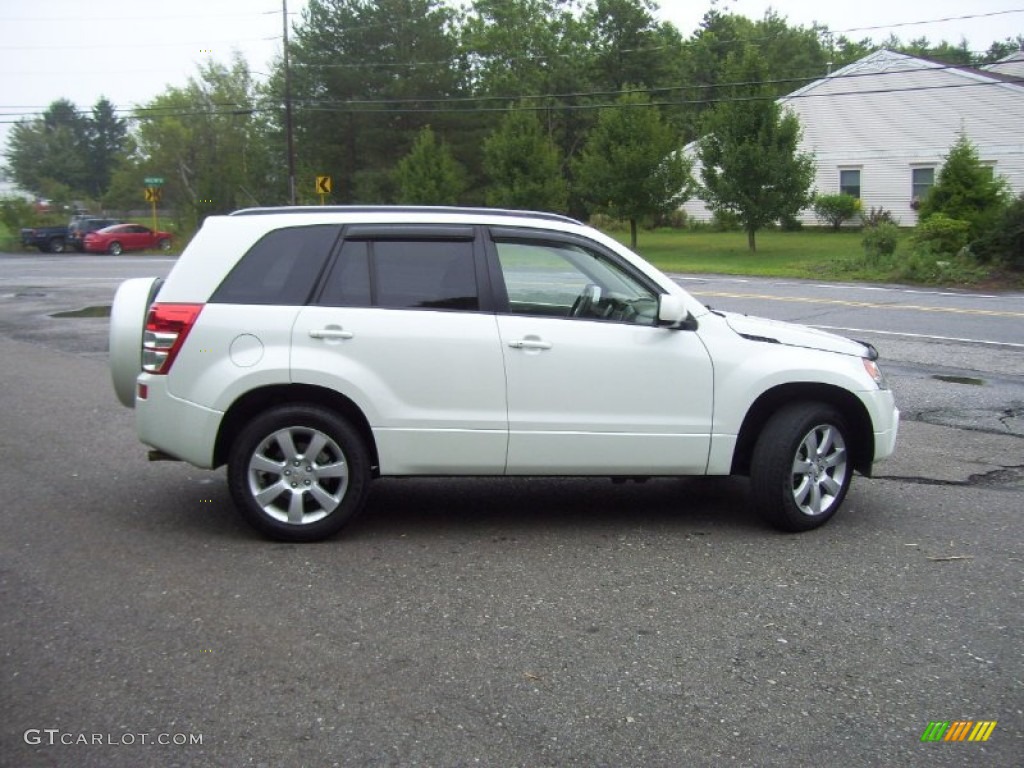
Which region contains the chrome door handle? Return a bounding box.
[508,339,552,350]
[309,328,354,340]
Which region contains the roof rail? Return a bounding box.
[229,205,583,226]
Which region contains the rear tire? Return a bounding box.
[157,238,171,251]
[48,237,66,253]
[227,405,371,542]
[750,403,852,532]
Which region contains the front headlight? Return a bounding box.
[862,358,888,389]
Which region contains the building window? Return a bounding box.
[911,167,935,208]
[839,169,861,198]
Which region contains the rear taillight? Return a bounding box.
[142,303,203,374]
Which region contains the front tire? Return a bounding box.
[227,405,370,541]
[108,241,123,255]
[750,403,852,532]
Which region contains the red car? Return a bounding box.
[83,224,172,255]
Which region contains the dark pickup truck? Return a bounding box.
[20,216,121,253]
[20,225,70,253]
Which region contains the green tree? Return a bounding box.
[697,46,815,251]
[133,55,271,227]
[586,0,684,91]
[4,99,91,199]
[679,10,840,138]
[573,90,693,249]
[463,0,597,212]
[394,126,466,204]
[918,132,1008,241]
[85,98,128,198]
[287,0,467,203]
[483,107,567,211]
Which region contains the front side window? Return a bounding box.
[912,167,935,204]
[839,168,861,198]
[494,237,658,325]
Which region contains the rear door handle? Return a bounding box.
[507,338,552,350]
[309,327,354,340]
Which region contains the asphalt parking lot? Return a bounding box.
[0,258,1021,766]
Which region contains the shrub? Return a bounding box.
[588,213,627,232]
[653,209,688,229]
[863,205,896,227]
[912,214,971,257]
[973,192,1024,270]
[711,209,741,232]
[812,193,862,230]
[779,213,803,231]
[918,132,1009,241]
[862,221,900,263]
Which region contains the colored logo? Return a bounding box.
[921,721,997,742]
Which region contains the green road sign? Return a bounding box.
[144,176,165,186]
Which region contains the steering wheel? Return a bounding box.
[569,283,600,318]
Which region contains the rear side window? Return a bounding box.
[210,225,339,305]
[319,238,478,310]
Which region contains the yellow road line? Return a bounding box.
[690,290,1024,318]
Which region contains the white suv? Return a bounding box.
[110,206,898,541]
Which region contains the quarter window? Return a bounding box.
[210,225,340,305]
[839,169,861,198]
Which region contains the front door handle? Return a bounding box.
[507,338,552,350]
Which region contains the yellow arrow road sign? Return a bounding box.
[316,175,332,195]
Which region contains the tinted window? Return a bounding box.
[374,240,478,310]
[319,240,371,306]
[320,238,479,310]
[211,225,339,305]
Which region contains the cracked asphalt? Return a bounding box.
[1,255,1021,767]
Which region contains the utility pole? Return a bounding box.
[283,0,297,205]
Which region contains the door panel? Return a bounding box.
[490,233,713,475]
[292,308,508,474]
[498,315,713,474]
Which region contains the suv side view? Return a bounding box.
[110,206,898,541]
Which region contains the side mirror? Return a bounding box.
[657,294,697,330]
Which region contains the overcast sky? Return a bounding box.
[1,0,1022,158]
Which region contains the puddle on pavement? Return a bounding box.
[50,305,112,318]
[931,374,985,386]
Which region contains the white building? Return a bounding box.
[682,49,1024,226]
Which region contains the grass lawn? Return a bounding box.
[602,227,1022,289]
[606,228,875,278]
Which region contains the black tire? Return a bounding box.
[48,237,66,253]
[227,405,371,542]
[750,402,852,532]
[157,238,171,251]
[108,241,123,256]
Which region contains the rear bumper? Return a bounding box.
[135,375,223,468]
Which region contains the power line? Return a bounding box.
[0,68,1018,125]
